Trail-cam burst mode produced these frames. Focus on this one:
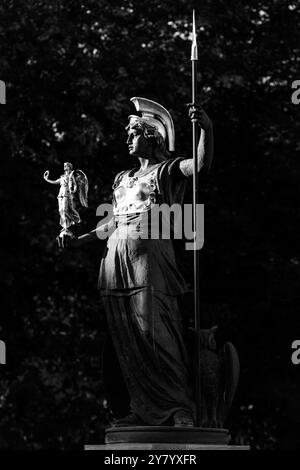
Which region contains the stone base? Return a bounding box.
[85,443,249,450]
[105,426,230,446]
[85,426,250,450]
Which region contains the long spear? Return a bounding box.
[191,9,201,427]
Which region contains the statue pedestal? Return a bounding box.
[85,443,249,450]
[106,426,230,445]
[85,426,250,450]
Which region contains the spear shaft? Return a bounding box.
[191,10,201,427]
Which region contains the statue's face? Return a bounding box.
[126,127,152,159]
[64,163,71,173]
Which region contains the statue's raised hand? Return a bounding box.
[187,103,212,131]
[43,170,50,180]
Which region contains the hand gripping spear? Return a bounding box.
[191,10,201,427]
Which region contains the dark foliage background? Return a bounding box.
[0,0,299,450]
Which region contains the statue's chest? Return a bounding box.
[113,170,160,215]
[59,176,70,194]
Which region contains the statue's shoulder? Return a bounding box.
[157,156,184,178]
[112,169,130,189]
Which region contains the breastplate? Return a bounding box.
[113,171,158,215]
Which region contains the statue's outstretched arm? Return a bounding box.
[179,105,214,177]
[57,217,115,249]
[77,217,115,245]
[57,229,97,249]
[43,170,60,185]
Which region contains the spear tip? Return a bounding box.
[193,9,196,34]
[191,10,198,61]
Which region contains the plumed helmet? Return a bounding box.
[128,97,175,152]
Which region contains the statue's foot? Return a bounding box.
[110,413,146,428]
[173,410,194,427]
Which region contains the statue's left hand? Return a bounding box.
[187,103,212,131]
[56,234,78,250]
